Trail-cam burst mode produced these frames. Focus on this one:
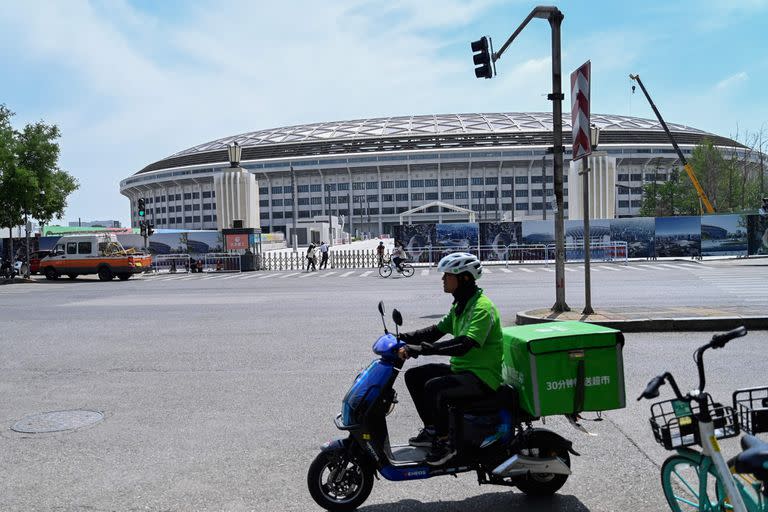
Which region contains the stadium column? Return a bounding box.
[347,167,353,239]
[376,165,383,236]
[437,161,443,224]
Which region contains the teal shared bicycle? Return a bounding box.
[638,326,768,512]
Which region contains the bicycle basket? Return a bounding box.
[733,386,768,435]
[649,396,739,450]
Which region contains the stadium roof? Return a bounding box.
[136,112,740,175]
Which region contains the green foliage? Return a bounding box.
[0,103,79,231]
[639,137,766,216]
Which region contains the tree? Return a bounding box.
[0,104,78,254]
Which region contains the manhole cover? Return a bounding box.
[11,410,104,433]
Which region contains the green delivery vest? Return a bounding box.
[436,288,503,390]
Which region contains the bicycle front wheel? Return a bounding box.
[660,455,727,511]
[401,264,414,277]
[379,265,392,278]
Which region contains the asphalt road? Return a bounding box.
[1,260,766,511]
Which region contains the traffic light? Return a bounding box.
[471,36,493,79]
[139,220,147,237]
[138,198,146,217]
[146,223,154,237]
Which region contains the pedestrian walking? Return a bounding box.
[376,241,385,267]
[306,242,317,272]
[319,241,329,269]
[197,259,204,273]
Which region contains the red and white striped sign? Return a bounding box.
[570,60,591,161]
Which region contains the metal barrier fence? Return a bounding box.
[152,254,191,273]
[545,242,629,265]
[256,241,628,271]
[203,253,241,273]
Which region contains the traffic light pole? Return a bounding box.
[488,5,569,312]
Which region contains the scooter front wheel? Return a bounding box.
[307,450,374,512]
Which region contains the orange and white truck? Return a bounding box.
[40,233,152,281]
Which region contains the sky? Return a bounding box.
[1,0,767,227]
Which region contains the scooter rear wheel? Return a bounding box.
[513,439,571,496]
[307,450,374,512]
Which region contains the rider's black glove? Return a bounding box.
[398,325,444,345]
[404,344,423,359]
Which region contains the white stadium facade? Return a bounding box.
[120,112,748,236]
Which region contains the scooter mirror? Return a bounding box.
[377,301,385,316]
[392,309,403,326]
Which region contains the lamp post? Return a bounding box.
[326,184,333,246]
[227,141,242,168]
[581,124,600,315]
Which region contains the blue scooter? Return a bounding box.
[307,302,578,511]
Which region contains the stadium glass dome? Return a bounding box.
[120,112,746,235]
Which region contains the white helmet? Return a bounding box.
[437,252,482,280]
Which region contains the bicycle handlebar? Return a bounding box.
[710,325,747,349]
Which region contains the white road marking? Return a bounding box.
[597,266,622,272]
[360,271,374,277]
[421,270,429,276]
[320,271,338,278]
[257,273,278,279]
[519,268,535,273]
[500,268,513,273]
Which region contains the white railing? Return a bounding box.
[152,254,191,273]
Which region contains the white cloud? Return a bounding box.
[715,72,749,90]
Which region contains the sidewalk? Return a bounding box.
[516,305,768,332]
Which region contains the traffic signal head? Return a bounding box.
[139,220,147,237]
[138,198,146,217]
[471,36,493,79]
[146,223,154,237]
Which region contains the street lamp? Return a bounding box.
[227,141,242,168]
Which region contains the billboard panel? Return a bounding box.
[610,217,655,259]
[655,216,701,258]
[701,214,748,256]
[747,214,768,256]
[479,222,522,261]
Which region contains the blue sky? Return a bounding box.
[1,0,767,227]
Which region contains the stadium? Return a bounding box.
[120,112,748,236]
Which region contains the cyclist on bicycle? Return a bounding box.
[391,241,405,272]
[397,252,503,466]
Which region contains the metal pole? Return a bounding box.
[549,9,568,312]
[24,211,30,278]
[581,158,593,315]
[327,184,333,246]
[290,166,298,251]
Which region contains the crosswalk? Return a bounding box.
[142,262,710,283]
[689,267,767,303]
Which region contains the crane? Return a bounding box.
[629,74,715,214]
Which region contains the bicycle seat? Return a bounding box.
[733,434,768,481]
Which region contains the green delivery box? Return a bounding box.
[502,321,625,417]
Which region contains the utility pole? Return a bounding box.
[472,5,568,311]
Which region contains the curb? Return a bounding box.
[515,311,768,332]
